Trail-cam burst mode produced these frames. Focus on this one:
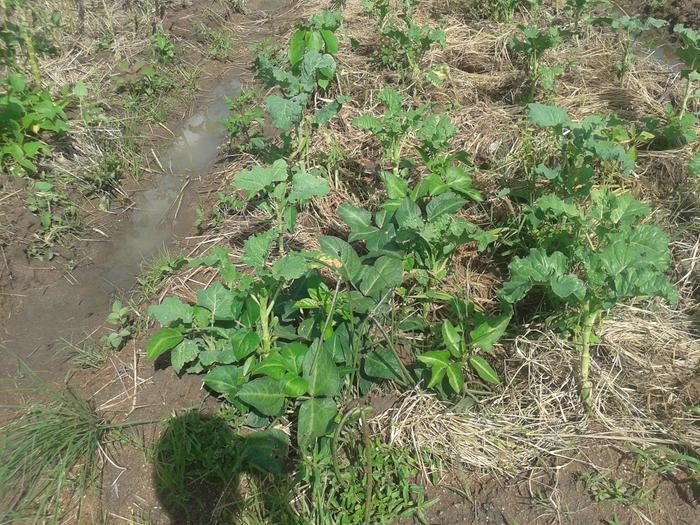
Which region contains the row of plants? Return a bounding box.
[145,0,697,456]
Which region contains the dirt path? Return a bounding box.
[0,0,292,391]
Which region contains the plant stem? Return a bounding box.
[361,409,373,525]
[578,301,599,413]
[258,293,271,355]
[680,75,694,118]
[18,7,42,88]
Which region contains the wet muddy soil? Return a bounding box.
[0,0,292,389]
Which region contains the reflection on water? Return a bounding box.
[100,78,241,290]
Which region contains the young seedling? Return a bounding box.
[151,29,176,64]
[597,15,668,85]
[508,26,566,101]
[101,300,132,350]
[673,24,700,117]
[352,87,428,175]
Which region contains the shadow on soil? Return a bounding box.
[152,411,300,525]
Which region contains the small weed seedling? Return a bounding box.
[101,300,132,350]
[151,29,176,64]
[221,88,266,153]
[579,471,656,508]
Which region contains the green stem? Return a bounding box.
[578,302,599,414]
[680,75,694,118]
[257,293,271,355]
[361,409,373,525]
[18,8,41,88]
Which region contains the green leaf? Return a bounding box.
[171,340,199,373]
[441,320,461,357]
[204,365,244,397]
[320,29,339,54]
[426,191,466,221]
[243,229,276,269]
[445,363,464,394]
[359,255,403,296]
[468,355,500,384]
[231,330,261,360]
[469,310,511,352]
[266,94,305,132]
[352,115,383,132]
[338,203,373,231]
[148,297,193,326]
[363,348,404,381]
[394,198,422,229]
[318,236,362,282]
[234,159,288,197]
[550,274,586,301]
[297,398,337,449]
[283,375,308,397]
[289,29,306,65]
[147,328,183,360]
[527,103,570,128]
[237,377,286,416]
[303,341,340,397]
[416,350,450,368]
[288,170,330,202]
[196,282,236,320]
[272,253,308,280]
[688,153,700,178]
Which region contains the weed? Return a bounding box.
[25,179,79,259]
[364,0,445,79]
[508,25,567,101]
[100,300,132,350]
[62,338,106,369]
[579,471,657,508]
[595,15,668,85]
[136,250,187,298]
[0,385,105,522]
[221,88,266,153]
[151,29,176,64]
[198,25,233,60]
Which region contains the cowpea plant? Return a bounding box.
[500,189,676,411]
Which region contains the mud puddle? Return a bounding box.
[0,0,289,387]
